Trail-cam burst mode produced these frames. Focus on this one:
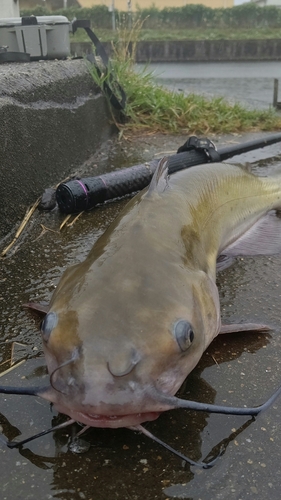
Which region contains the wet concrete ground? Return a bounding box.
[1,130,281,500]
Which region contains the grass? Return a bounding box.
[89,59,281,136]
[72,27,281,43]
[87,22,281,136]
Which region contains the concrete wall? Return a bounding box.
[1,0,20,18]
[135,39,281,62]
[71,39,281,62]
[0,59,114,241]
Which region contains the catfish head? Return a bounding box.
[39,252,221,428]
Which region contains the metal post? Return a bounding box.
[112,0,116,31]
[128,0,132,30]
[273,78,278,108]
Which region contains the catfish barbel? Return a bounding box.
[2,159,281,465]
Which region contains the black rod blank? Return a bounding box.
[56,133,281,214]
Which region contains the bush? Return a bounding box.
[20,3,281,30]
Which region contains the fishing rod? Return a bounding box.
[56,133,281,214]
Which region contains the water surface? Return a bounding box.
[137,61,281,109]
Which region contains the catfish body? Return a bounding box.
[40,162,281,428]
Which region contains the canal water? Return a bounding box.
[137,61,281,110]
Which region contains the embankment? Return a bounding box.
[71,39,281,62]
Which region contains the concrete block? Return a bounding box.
[0,58,115,241]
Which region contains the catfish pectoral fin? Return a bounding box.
[216,255,236,272]
[22,302,49,317]
[222,211,281,257]
[219,323,271,334]
[216,211,281,271]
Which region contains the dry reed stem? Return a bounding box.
[34,224,60,242]
[67,212,84,227]
[59,215,72,230]
[1,198,41,257]
[0,359,26,377]
[10,342,27,367]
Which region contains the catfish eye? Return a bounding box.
[40,312,58,342]
[173,320,194,352]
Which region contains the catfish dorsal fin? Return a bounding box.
[147,157,170,195]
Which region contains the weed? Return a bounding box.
[89,54,281,136]
[87,20,281,136]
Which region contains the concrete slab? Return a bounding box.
[0,58,115,241]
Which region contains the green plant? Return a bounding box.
[21,3,281,30]
[88,44,281,136]
[20,4,281,136]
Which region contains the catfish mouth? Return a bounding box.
[54,404,161,428]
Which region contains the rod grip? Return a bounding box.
[56,150,208,213]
